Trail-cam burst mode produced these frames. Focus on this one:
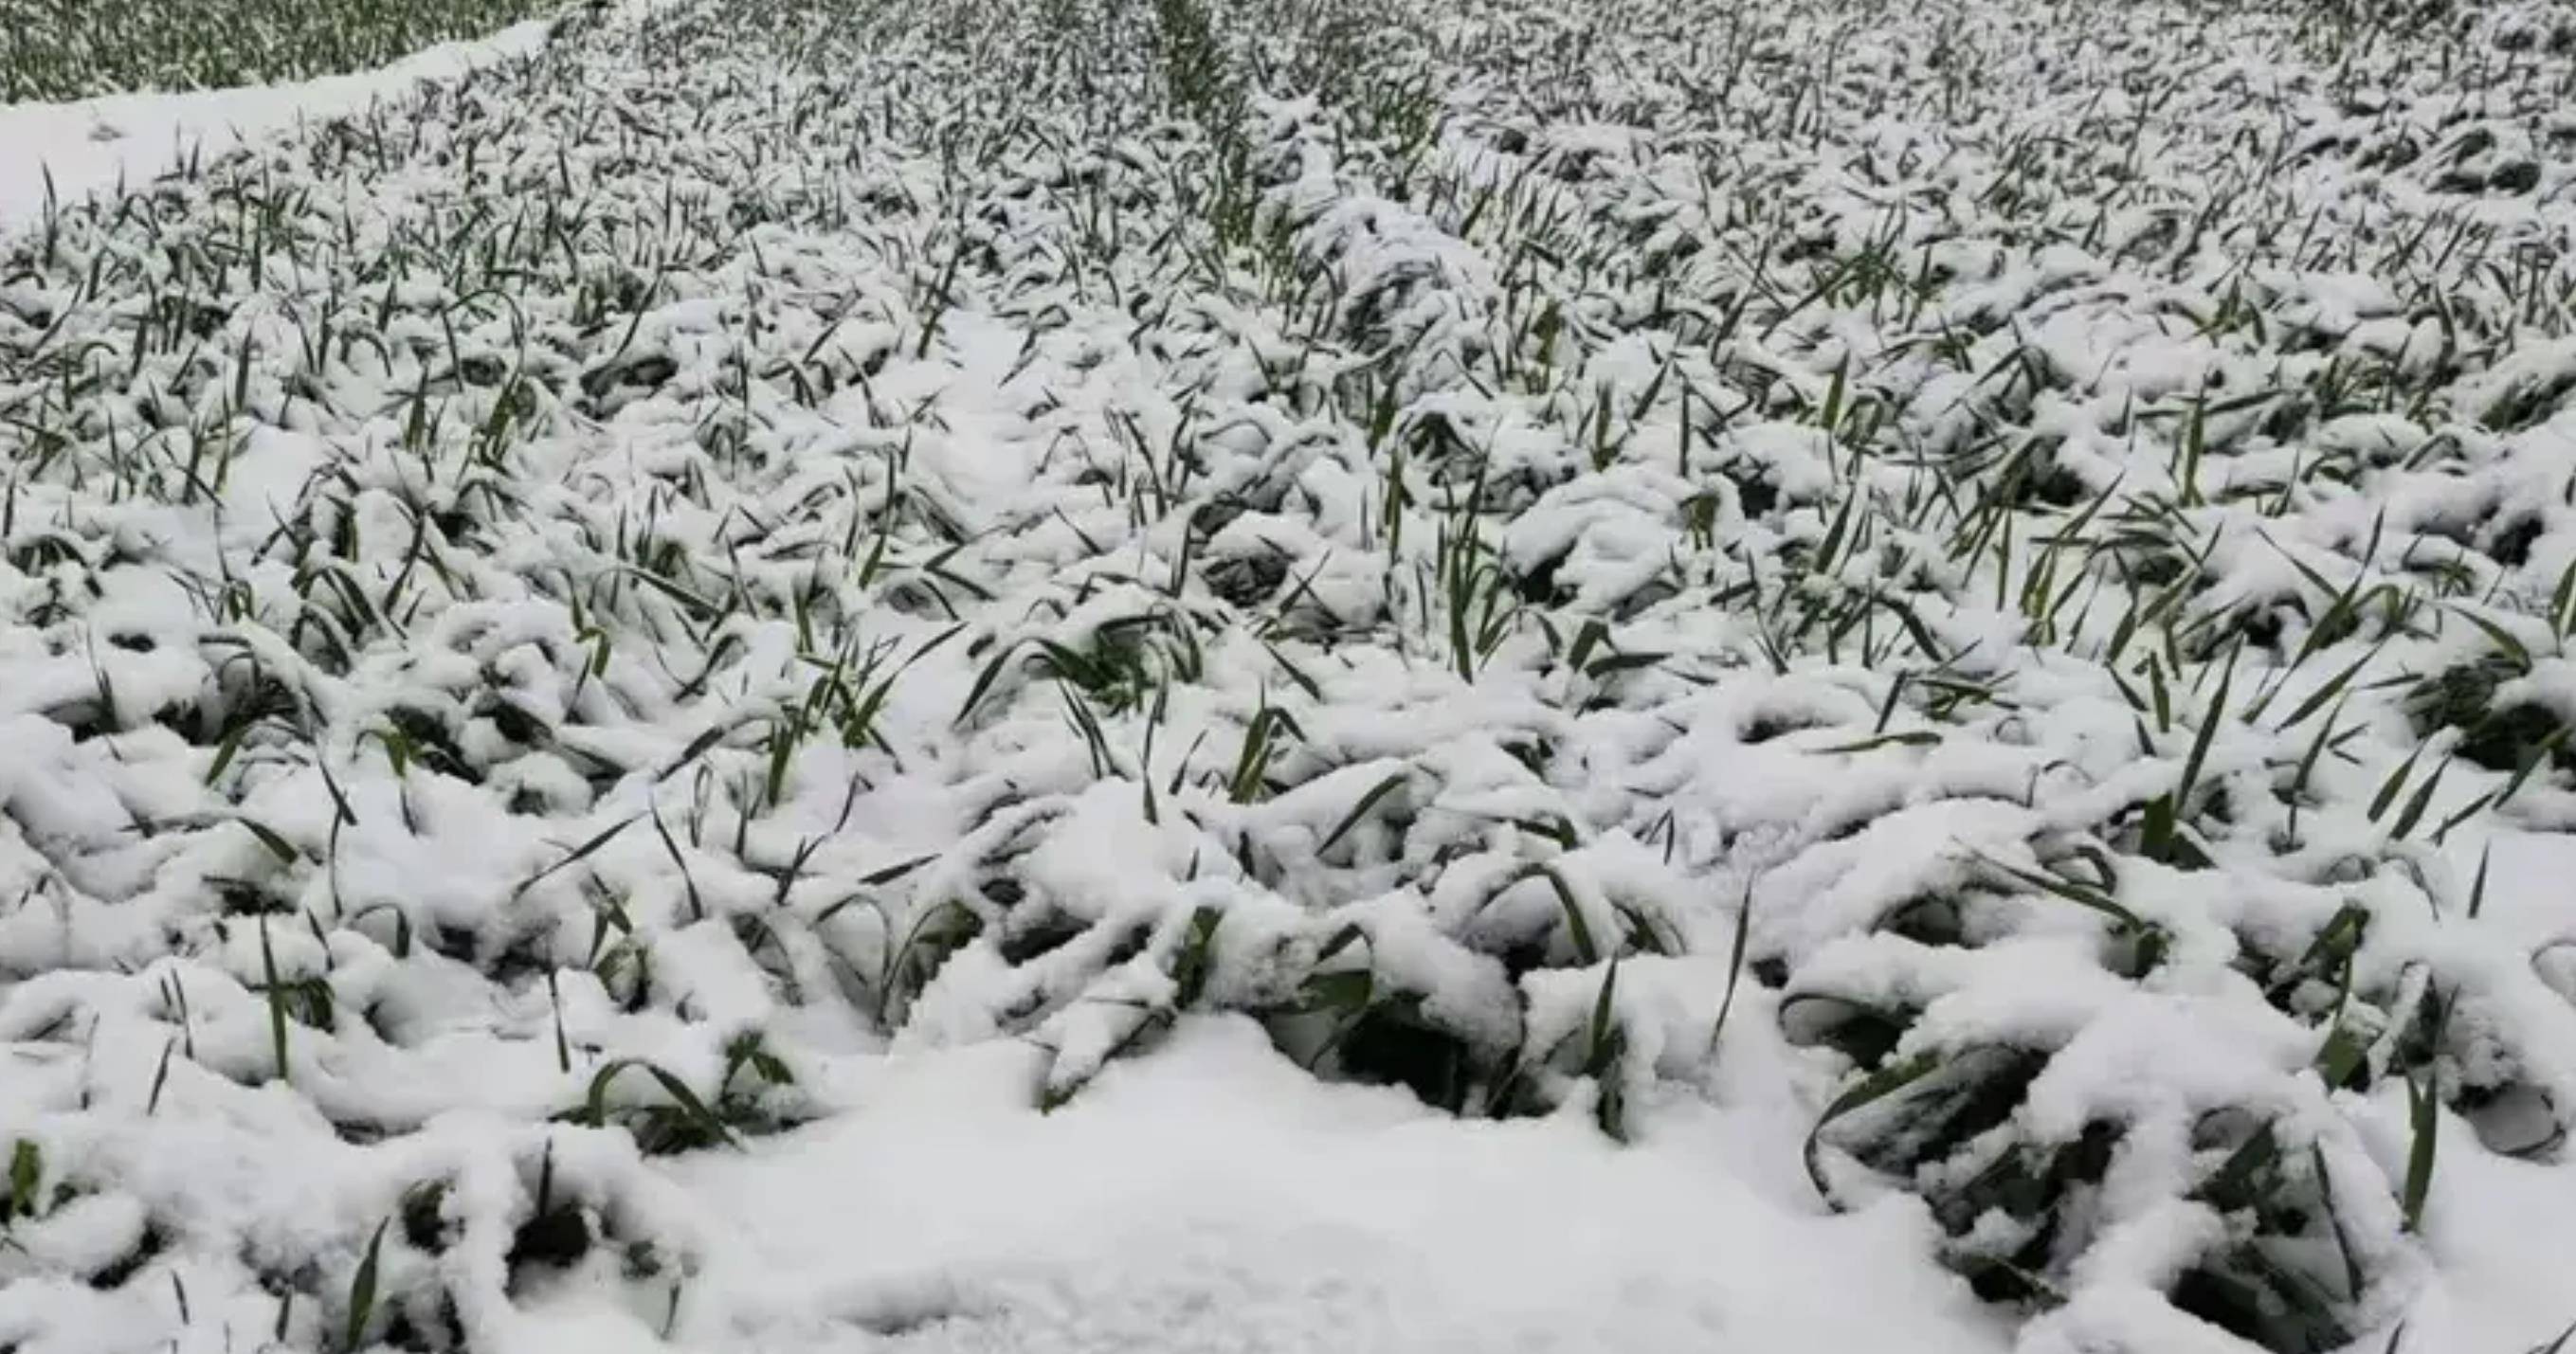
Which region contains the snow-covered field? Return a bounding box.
[0,21,552,226]
[0,0,561,103]
[4,0,2576,1351]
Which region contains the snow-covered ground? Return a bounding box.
[4,0,2576,1351]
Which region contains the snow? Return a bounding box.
[661,1021,2007,1354]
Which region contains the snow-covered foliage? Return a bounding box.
[5,0,2576,1350]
